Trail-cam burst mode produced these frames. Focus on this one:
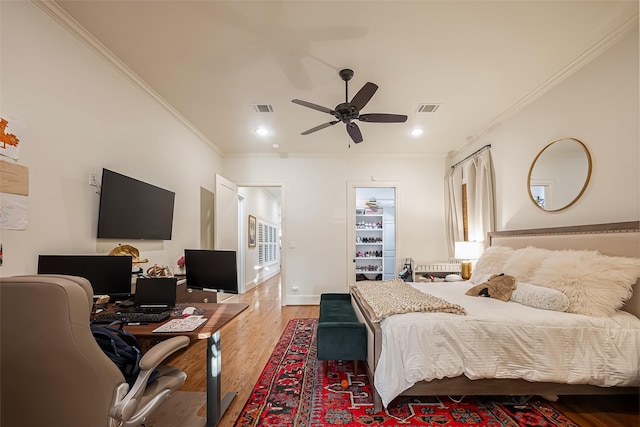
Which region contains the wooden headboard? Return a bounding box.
[488,221,640,318]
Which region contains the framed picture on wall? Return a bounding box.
[248,215,256,247]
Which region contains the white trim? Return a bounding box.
[453,13,639,156]
[32,0,222,155]
[285,295,320,305]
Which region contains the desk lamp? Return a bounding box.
[455,241,483,280]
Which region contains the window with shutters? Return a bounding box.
[258,220,278,266]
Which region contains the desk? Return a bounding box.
[122,302,248,427]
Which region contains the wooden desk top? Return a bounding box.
[111,302,249,341]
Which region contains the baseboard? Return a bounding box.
[285,294,320,305]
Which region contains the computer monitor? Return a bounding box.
[184,249,239,294]
[37,255,133,298]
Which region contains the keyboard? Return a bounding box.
[118,306,172,314]
[92,312,171,324]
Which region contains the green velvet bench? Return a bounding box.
[317,293,367,375]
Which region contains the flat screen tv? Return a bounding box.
[37,255,133,298]
[184,249,239,294]
[97,168,175,240]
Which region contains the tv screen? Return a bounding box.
[184,249,238,294]
[97,168,175,240]
[37,255,133,298]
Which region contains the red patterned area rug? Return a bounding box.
[234,318,578,427]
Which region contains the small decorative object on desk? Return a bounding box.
[176,256,185,274]
[147,264,169,277]
[109,244,149,267]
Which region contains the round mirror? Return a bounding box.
[527,138,591,212]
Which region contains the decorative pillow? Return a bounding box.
[465,274,516,302]
[531,250,640,317]
[510,282,570,312]
[502,247,552,283]
[469,246,515,284]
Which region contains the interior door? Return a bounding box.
[214,174,238,251]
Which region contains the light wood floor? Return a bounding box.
[160,274,639,427]
[161,273,318,427]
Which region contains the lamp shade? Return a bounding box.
[454,241,483,260]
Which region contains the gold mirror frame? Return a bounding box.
[527,138,592,212]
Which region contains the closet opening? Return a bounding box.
[351,186,397,283]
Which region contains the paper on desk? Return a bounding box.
[152,316,208,333]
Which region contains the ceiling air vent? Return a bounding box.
[416,103,440,113]
[252,104,274,113]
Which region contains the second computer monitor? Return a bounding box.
[184,249,238,294]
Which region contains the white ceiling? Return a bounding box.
[52,1,638,157]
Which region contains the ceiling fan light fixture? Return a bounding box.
[291,68,406,144]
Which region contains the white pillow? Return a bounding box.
[469,246,514,284]
[470,273,493,285]
[531,250,640,317]
[510,282,569,312]
[502,247,552,283]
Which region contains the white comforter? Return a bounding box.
[374,281,640,407]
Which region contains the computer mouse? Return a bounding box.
[182,306,197,316]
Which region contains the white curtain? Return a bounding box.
[445,166,463,257]
[445,148,496,257]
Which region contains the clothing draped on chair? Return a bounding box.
[445,146,496,257]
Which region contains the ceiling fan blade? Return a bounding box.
[359,113,408,123]
[349,82,378,112]
[346,122,363,143]
[291,99,335,115]
[301,121,339,135]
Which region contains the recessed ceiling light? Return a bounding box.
[255,127,269,136]
[411,128,424,136]
[272,144,279,149]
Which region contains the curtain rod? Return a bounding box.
[450,144,491,170]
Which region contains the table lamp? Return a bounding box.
[455,241,483,280]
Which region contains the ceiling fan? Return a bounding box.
[291,69,407,144]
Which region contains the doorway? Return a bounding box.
[349,185,397,283]
[237,185,284,302]
[237,194,246,293]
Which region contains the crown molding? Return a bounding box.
[456,13,639,159]
[32,0,223,157]
[223,151,446,160]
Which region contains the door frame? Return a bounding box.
[236,182,286,306]
[347,181,399,286]
[237,194,246,294]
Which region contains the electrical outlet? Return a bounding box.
[89,173,98,187]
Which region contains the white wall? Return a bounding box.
[450,28,639,230]
[1,2,223,277]
[7,3,633,306]
[223,155,448,304]
[238,186,281,290]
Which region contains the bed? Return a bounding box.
[350,221,640,412]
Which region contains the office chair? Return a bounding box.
[0,275,190,427]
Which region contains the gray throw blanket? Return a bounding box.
[351,279,466,322]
